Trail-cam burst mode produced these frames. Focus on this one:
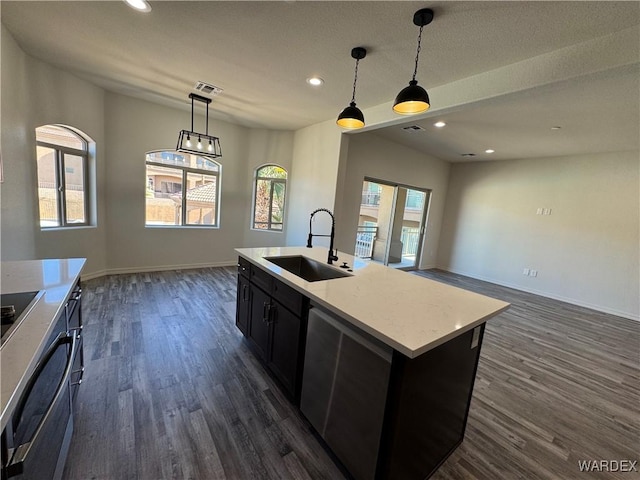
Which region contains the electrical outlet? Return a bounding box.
[523,268,530,275]
[530,270,538,277]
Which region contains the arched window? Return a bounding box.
[35,125,91,228]
[145,151,220,227]
[253,165,287,231]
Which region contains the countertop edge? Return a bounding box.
[235,248,510,359]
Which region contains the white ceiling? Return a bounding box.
[2,1,639,161]
[374,67,640,162]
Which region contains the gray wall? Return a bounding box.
[1,25,294,277]
[438,151,640,319]
[335,132,450,269]
[1,25,108,274]
[286,119,343,249]
[104,93,293,273]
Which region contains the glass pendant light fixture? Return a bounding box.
[176,93,222,158]
[337,47,367,129]
[393,8,434,115]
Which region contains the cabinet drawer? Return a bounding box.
[237,257,250,278]
[272,278,306,317]
[250,264,273,292]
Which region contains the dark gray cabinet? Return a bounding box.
[235,274,250,336]
[267,299,302,396]
[235,257,308,400]
[235,256,486,480]
[248,284,270,361]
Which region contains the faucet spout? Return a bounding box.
[307,208,339,265]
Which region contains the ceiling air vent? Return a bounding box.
[194,81,223,96]
[402,125,425,132]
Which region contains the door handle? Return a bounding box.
[68,325,83,338]
[263,301,271,323]
[70,287,82,302]
[268,304,276,325]
[7,332,78,477]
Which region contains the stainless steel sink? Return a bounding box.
[264,255,352,282]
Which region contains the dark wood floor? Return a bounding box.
[63,267,639,480]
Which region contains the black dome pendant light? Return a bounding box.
[337,47,367,129]
[393,8,434,115]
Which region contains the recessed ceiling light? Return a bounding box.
[485,149,495,154]
[124,0,151,12]
[434,121,446,128]
[551,126,562,130]
[306,77,324,86]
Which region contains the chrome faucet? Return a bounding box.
[307,208,339,265]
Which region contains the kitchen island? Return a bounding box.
[235,246,509,480]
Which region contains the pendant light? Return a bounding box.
[393,8,434,115]
[176,93,222,158]
[337,47,367,129]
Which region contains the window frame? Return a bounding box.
[145,151,221,228]
[252,164,287,232]
[36,127,90,228]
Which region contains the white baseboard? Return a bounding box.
[418,262,438,270]
[81,260,237,280]
[81,269,108,281]
[435,266,639,322]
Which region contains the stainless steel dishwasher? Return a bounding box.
[300,305,393,480]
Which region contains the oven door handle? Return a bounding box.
[6,332,78,478]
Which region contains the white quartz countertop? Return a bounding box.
[1,258,86,430]
[236,247,509,359]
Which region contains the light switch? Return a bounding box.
[523,268,530,275]
[536,208,543,215]
[530,270,537,277]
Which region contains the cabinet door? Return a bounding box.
[267,300,301,398]
[235,275,251,336]
[272,278,305,316]
[237,257,250,279]
[248,286,271,361]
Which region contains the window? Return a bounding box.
[145,151,220,227]
[36,125,90,228]
[253,165,287,231]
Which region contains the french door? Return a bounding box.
[356,178,430,269]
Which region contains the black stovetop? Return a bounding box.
[1,291,42,344]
